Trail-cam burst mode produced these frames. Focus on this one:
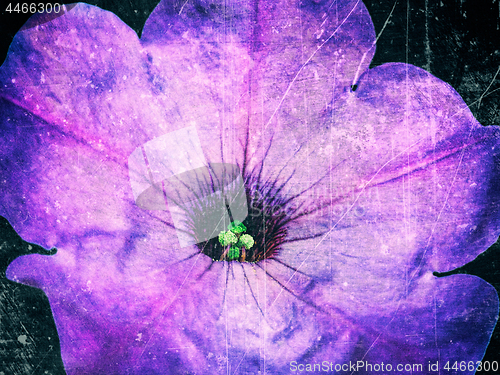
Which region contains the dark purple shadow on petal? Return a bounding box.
[364,275,499,375]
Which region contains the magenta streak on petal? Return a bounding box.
[276,131,498,299]
[141,147,155,192]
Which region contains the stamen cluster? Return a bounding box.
[218,221,255,261]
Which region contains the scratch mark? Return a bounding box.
[352,0,398,86]
[467,86,500,108]
[477,65,500,109]
[178,0,189,15]
[133,252,204,365]
[224,262,230,375]
[407,130,468,286]
[424,0,432,72]
[241,263,265,318]
[273,139,423,302]
[264,0,362,130]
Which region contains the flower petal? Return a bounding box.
[141,0,375,178]
[0,4,189,371]
[330,63,500,272]
[309,273,498,372]
[270,64,500,345]
[0,3,185,245]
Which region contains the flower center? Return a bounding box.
[187,167,291,263]
[217,221,255,261]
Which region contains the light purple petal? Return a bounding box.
[0,3,175,246]
[141,0,376,180]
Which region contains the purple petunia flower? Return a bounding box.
[1,0,500,373]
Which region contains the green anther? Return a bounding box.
[227,246,240,260]
[218,231,238,246]
[237,234,254,249]
[228,220,246,234]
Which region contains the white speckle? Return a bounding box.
[18,335,28,345]
[380,244,389,254]
[343,282,348,287]
[11,79,15,83]
[123,75,127,80]
[136,333,142,341]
